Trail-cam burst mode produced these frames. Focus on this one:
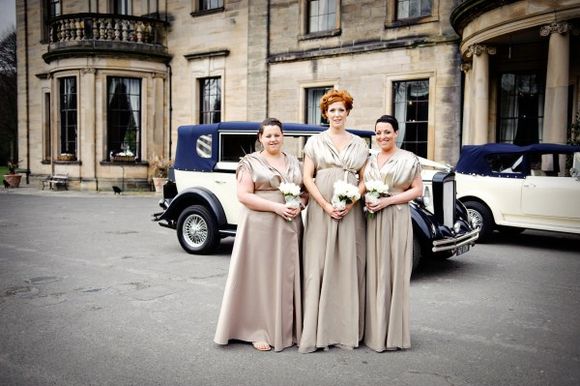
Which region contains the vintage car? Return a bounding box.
[153,122,478,270]
[455,143,580,241]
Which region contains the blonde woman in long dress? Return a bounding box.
[364,115,423,351]
[299,89,368,353]
[214,118,305,352]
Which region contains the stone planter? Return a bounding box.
[152,177,167,193]
[112,155,136,162]
[3,174,22,188]
[57,153,76,161]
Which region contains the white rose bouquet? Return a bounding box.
[279,182,302,209]
[364,180,389,219]
[331,180,361,211]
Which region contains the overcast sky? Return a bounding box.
[0,0,16,37]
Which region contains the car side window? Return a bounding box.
[486,154,523,174]
[196,134,212,158]
[529,153,547,176]
[220,134,258,162]
[535,153,564,177]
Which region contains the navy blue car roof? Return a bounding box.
[174,121,373,172]
[456,143,580,175]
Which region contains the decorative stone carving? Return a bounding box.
[460,63,472,73]
[540,22,571,37]
[82,67,96,74]
[465,44,496,58]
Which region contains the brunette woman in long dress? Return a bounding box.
[364,115,423,351]
[214,118,305,352]
[299,89,368,353]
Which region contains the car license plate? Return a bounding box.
[456,244,470,256]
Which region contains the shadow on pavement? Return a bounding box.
[483,229,580,252]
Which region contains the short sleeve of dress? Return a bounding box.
[411,155,422,180]
[303,136,318,168]
[236,156,253,182]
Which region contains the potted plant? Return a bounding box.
[3,160,22,188]
[150,156,172,193]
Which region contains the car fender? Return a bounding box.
[157,187,227,226]
[456,174,505,224]
[410,203,435,248]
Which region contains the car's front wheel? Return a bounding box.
[177,205,219,254]
[464,201,494,242]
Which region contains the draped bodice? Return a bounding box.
[364,149,421,194]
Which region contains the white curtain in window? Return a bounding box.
[500,75,519,142]
[393,85,407,147]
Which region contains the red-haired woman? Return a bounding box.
[299,89,368,353]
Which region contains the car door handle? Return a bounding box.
[523,183,536,188]
[214,180,227,184]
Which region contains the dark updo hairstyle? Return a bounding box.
[319,89,354,119]
[258,117,283,138]
[375,114,399,132]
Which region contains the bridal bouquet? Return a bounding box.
[331,180,361,211]
[364,180,389,219]
[279,182,302,209]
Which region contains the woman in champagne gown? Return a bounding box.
[363,115,423,351]
[299,89,368,353]
[214,118,305,352]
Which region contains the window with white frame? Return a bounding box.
[396,0,431,20]
[392,79,429,157]
[107,77,142,160]
[307,0,338,34]
[199,0,223,11]
[59,77,77,158]
[305,86,332,125]
[200,77,221,124]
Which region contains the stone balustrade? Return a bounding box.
[44,13,169,62]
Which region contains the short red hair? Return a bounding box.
[320,89,354,119]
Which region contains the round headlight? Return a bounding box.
[422,187,432,208]
[453,221,462,234]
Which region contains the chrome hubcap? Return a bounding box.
[183,214,208,248]
[467,208,483,229]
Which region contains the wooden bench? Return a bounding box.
[41,174,69,190]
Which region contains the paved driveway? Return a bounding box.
[0,187,579,385]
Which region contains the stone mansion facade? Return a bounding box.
[16,0,580,190]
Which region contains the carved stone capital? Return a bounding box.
[460,62,472,73]
[465,44,496,58]
[540,22,571,37]
[82,67,96,74]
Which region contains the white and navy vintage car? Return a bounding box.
[153,122,478,270]
[455,143,580,241]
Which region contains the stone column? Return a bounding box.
[540,22,570,144]
[80,67,97,191]
[465,44,496,145]
[460,62,473,146]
